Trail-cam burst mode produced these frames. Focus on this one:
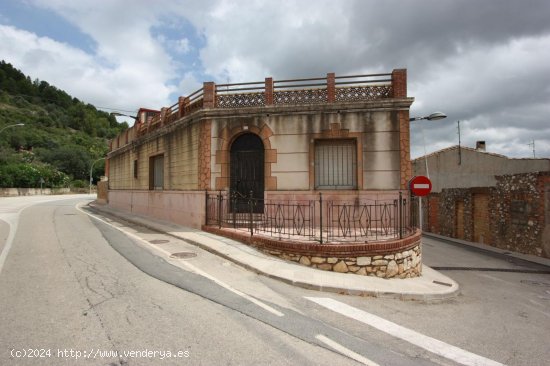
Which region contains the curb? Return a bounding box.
[87,203,460,301]
[423,232,550,269]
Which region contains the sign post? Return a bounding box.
[409,176,432,231]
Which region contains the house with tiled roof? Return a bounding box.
[412,141,550,192]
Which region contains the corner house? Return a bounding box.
[106,70,422,278]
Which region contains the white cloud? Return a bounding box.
[2,0,549,159]
[410,34,550,158]
[0,24,173,111]
[177,72,202,95]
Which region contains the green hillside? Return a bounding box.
[0,60,128,189]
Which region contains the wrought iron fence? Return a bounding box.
[206,191,416,243]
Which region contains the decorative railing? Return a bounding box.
[110,69,407,152]
[213,73,393,108]
[205,192,416,243]
[274,88,328,105]
[335,85,392,102]
[217,92,265,108]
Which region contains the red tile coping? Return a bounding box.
[201,226,421,257]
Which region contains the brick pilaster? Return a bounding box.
[392,69,407,98]
[198,120,212,190]
[265,77,274,105]
[399,110,411,189]
[178,96,186,118]
[203,82,216,108]
[160,107,168,126]
[327,73,335,102]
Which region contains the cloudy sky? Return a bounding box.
[1,0,549,158]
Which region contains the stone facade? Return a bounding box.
[423,172,550,258]
[491,172,549,256]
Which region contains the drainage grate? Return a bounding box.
[149,239,170,244]
[170,252,197,259]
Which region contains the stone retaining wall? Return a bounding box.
[202,226,422,278]
[0,187,71,196]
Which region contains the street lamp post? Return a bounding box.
[89,157,106,195]
[409,112,447,231]
[0,123,25,134]
[111,112,138,120]
[409,112,447,178]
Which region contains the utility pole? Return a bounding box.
[457,120,461,165]
[528,140,535,158]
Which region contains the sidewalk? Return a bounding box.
[424,232,550,268]
[88,202,460,301]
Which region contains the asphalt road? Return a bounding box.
[0,196,361,365]
[1,195,549,366]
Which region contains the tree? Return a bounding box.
[38,145,91,180]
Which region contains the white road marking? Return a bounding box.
[315,334,380,366]
[413,184,430,189]
[305,297,505,366]
[0,214,19,276]
[77,204,284,317]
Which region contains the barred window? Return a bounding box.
[314,139,357,189]
[149,154,164,190]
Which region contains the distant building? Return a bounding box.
[412,141,550,192]
[413,142,550,258]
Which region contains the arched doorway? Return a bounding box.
[230,133,264,213]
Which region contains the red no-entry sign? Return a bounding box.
[409,175,432,196]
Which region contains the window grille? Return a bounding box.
[315,139,357,189]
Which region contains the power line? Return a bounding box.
[9,94,136,113]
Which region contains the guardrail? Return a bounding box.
[205,191,416,243]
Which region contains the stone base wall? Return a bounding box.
[265,245,422,279]
[202,226,422,278]
[0,187,71,196]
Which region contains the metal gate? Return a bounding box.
[230,133,264,213]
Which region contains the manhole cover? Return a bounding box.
[149,239,170,244]
[170,252,197,259]
[521,280,550,287]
